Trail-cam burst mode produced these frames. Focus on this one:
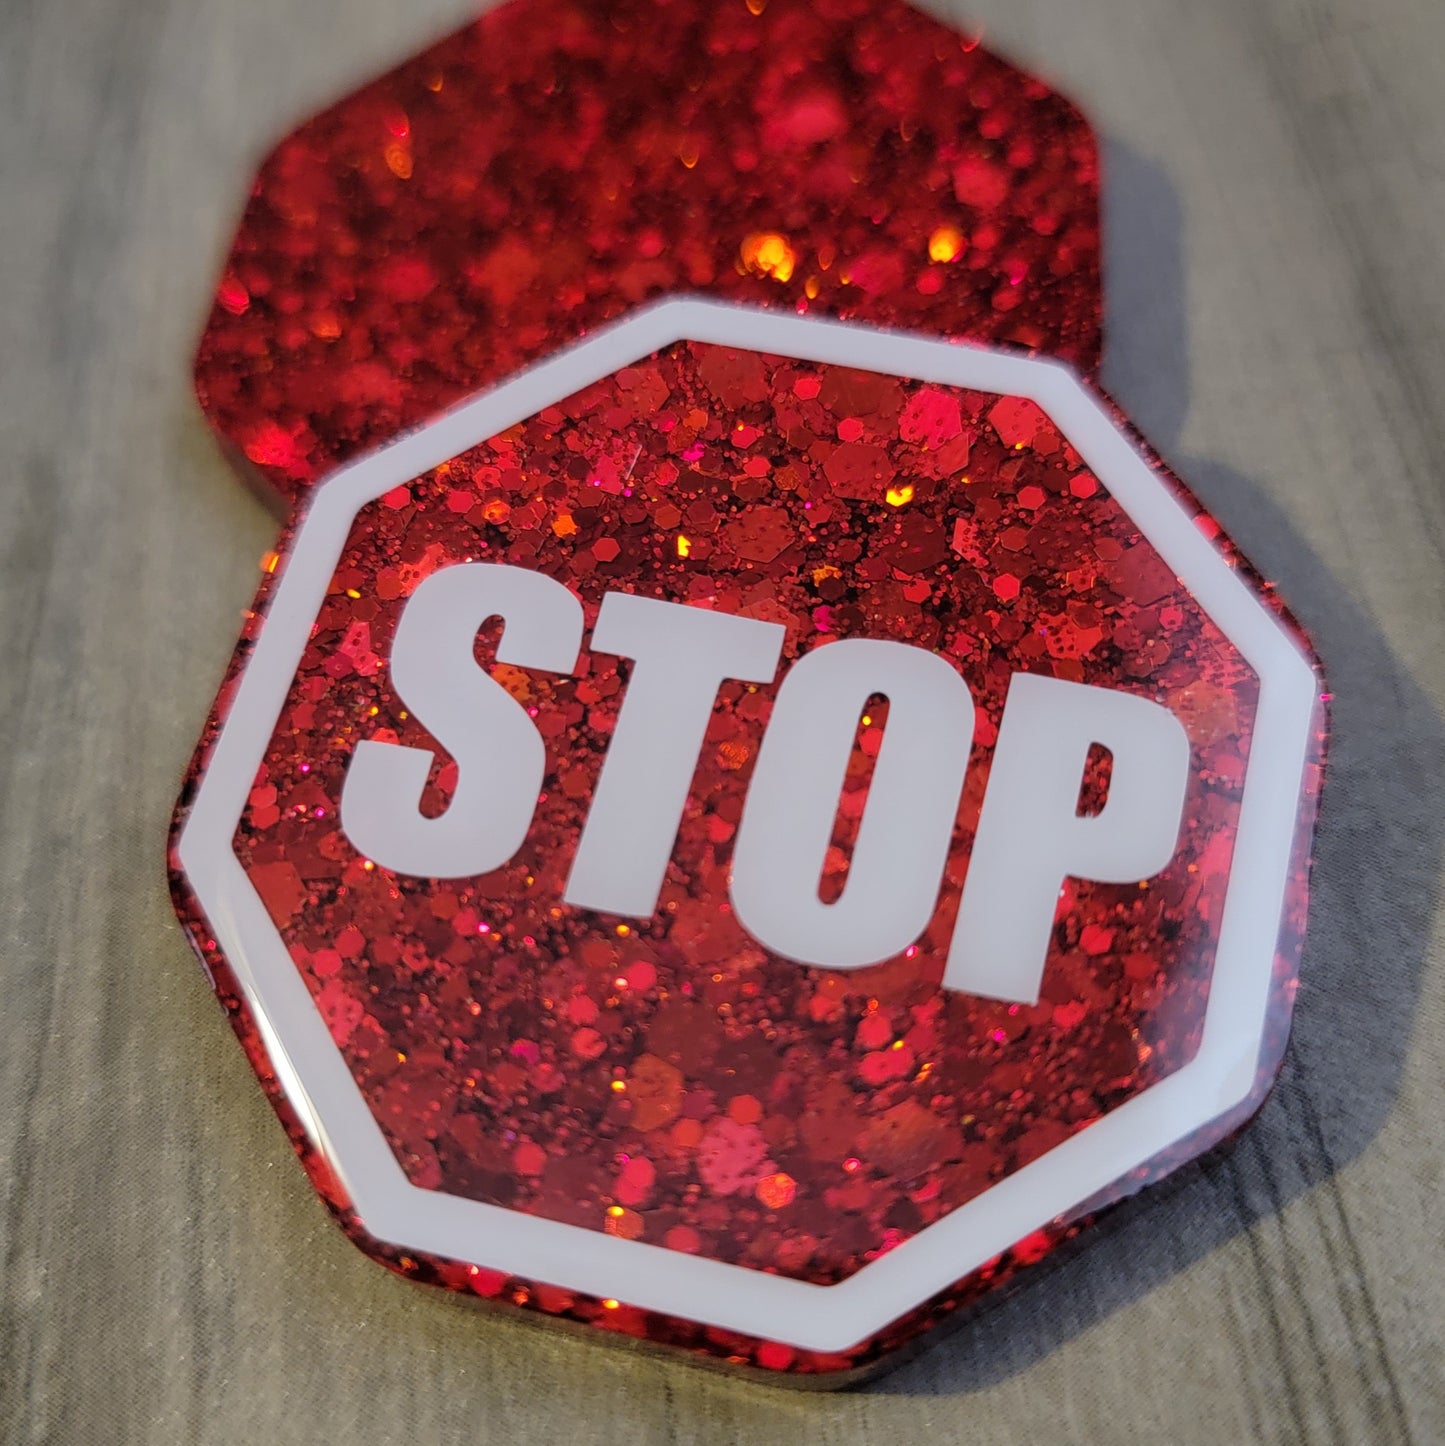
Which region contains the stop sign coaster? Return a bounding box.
[172,0,1326,1384]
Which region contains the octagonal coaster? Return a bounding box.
[172,301,1325,1379]
[193,0,1101,509]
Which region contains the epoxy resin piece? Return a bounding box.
[173,302,1326,1379]
[193,0,1101,507]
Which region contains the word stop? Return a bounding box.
[339,563,1191,1005]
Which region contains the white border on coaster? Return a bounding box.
[178,299,1319,1354]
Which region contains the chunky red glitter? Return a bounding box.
[236,343,1255,1282]
[194,0,1100,507]
[171,0,1327,1384]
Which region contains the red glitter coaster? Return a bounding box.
[194,0,1101,507]
[172,0,1326,1385]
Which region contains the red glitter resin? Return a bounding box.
[254,348,1254,1264]
[194,0,1101,507]
[170,0,1327,1386]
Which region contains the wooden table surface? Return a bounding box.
[3,0,1443,1440]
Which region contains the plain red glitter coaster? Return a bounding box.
[194,0,1101,508]
[172,0,1326,1386]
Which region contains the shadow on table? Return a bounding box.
[876,139,1442,1395]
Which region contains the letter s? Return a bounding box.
[339,563,583,879]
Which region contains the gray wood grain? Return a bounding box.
[2,0,1444,1440]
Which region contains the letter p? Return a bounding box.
[944,673,1191,1005]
